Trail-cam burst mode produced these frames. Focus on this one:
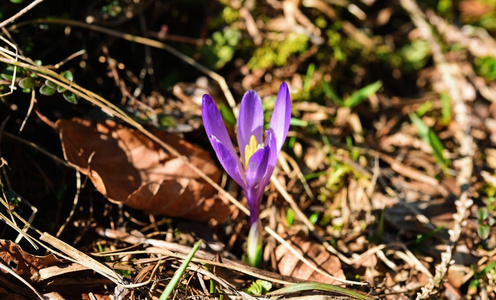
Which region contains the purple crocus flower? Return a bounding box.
[202,82,291,266]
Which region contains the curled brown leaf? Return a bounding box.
[57,118,231,223]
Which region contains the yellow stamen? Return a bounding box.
[244,135,262,168]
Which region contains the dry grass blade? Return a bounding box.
[0,32,18,97]
[40,233,122,285]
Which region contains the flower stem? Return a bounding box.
[246,220,263,267]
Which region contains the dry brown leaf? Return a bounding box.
[0,239,62,282]
[275,232,345,284]
[57,118,231,223]
[0,234,117,298]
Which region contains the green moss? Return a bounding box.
[247,32,309,70]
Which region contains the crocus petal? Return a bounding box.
[237,90,264,164]
[245,146,270,189]
[259,129,278,192]
[209,136,246,188]
[202,94,238,159]
[268,82,291,153]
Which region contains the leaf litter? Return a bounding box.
[0,0,495,299]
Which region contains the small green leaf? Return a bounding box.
[303,63,315,93]
[478,225,490,239]
[416,100,433,117]
[441,91,451,125]
[409,113,449,168]
[343,81,382,108]
[1,66,16,80]
[40,84,56,96]
[60,70,74,82]
[478,207,489,222]
[19,77,35,89]
[481,261,496,275]
[45,79,58,89]
[415,225,445,245]
[57,85,67,93]
[286,208,295,225]
[323,81,343,106]
[289,117,308,127]
[1,73,12,80]
[428,129,449,167]
[309,212,319,224]
[245,280,272,295]
[63,91,78,104]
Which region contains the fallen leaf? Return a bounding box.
[0,239,61,282]
[57,118,231,223]
[0,240,113,299]
[275,231,345,284]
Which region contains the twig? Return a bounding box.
[19,89,35,133]
[279,152,314,200]
[398,0,474,298]
[55,170,81,238]
[0,0,45,29]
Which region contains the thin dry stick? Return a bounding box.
[349,244,387,266]
[52,49,86,69]
[0,33,18,97]
[19,89,35,133]
[56,170,81,237]
[279,152,314,199]
[398,0,474,298]
[0,0,45,29]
